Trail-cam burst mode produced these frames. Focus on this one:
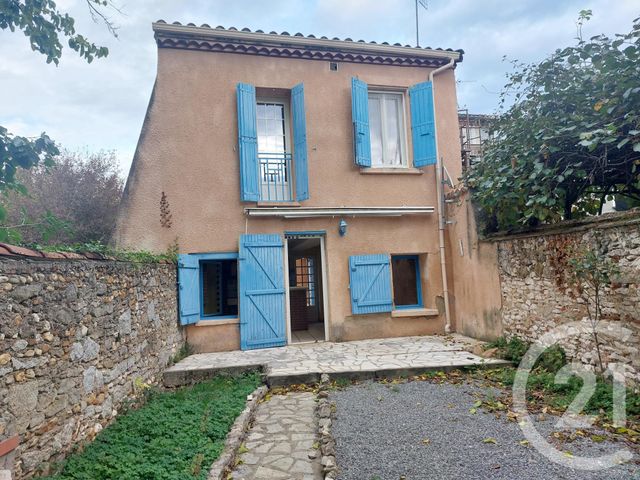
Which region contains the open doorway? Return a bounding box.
[286,235,326,343]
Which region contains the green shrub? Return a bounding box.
[535,345,567,372]
[487,336,529,364]
[44,373,261,480]
[487,337,567,373]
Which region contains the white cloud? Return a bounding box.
[0,0,637,176]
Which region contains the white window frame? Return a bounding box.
[368,90,409,168]
[256,97,292,155]
[256,97,293,202]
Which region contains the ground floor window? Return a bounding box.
[391,255,422,309]
[294,257,316,306]
[201,259,238,317]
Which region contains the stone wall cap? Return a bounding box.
[0,242,174,265]
[0,243,44,258]
[483,209,640,242]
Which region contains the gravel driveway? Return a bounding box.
[331,380,639,480]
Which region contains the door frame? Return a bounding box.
[284,233,330,344]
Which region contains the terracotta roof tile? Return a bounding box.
[59,251,85,259]
[153,21,464,55]
[41,251,68,259]
[82,252,105,260]
[0,243,43,258]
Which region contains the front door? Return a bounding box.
[239,234,287,350]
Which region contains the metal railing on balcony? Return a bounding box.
[258,152,293,202]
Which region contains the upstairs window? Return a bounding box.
[351,78,436,168]
[368,91,407,167]
[236,83,308,203]
[257,99,292,202]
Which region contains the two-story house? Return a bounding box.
[114,21,466,353]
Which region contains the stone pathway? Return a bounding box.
[164,335,509,387]
[230,392,322,480]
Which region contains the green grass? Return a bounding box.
[43,373,261,480]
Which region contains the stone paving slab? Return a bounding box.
[164,335,510,387]
[230,392,322,480]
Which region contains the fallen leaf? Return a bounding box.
[469,408,477,415]
[483,437,497,444]
[591,435,606,443]
[422,438,431,445]
[519,440,530,447]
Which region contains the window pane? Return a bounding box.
[368,92,405,167]
[383,95,403,166]
[294,257,316,306]
[202,261,221,316]
[392,256,419,306]
[368,96,383,166]
[257,102,286,153]
[202,260,238,317]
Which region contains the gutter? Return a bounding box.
[245,206,435,218]
[429,57,456,334]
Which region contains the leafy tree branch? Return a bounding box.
[466,11,640,233]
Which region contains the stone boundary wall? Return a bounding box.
[0,246,183,479]
[489,211,640,382]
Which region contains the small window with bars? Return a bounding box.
[295,257,316,306]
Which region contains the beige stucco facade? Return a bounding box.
[114,23,487,352]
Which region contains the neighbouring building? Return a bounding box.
[114,21,483,353]
[458,111,494,167]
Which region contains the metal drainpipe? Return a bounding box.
[429,57,456,334]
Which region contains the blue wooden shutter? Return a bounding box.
[409,81,437,167]
[349,254,393,314]
[351,77,372,167]
[238,234,286,350]
[237,83,260,201]
[292,83,309,201]
[177,254,200,325]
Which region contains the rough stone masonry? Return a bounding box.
[0,255,183,479]
[493,212,640,383]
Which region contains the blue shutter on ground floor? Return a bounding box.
[409,81,437,167]
[351,77,372,167]
[239,234,286,350]
[349,254,393,314]
[177,254,200,325]
[237,83,260,201]
[292,83,309,201]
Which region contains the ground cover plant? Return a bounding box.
[483,336,640,424]
[43,373,261,480]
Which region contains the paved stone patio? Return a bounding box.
[164,335,509,387]
[230,392,322,480]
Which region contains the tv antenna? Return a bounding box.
[415,0,428,47]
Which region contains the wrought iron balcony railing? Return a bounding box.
[258,152,293,202]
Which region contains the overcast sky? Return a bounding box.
[1,0,637,177]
